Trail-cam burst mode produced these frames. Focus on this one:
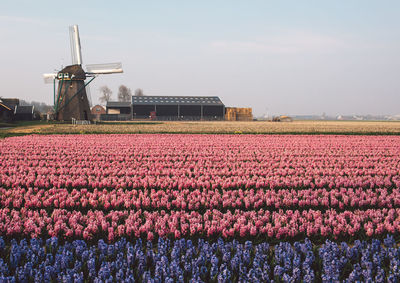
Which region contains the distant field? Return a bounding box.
[1,120,400,136]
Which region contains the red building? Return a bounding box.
[91,105,106,121]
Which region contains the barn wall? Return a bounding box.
[132,102,225,120]
[133,105,155,117]
[156,105,178,116]
[203,105,224,117]
[180,105,201,116]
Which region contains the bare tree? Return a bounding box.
[118,85,132,102]
[134,88,144,97]
[99,86,112,104]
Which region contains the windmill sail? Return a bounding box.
[86,63,123,74]
[43,73,57,84]
[69,25,82,65]
[85,84,93,107]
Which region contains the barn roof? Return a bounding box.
[0,98,19,109]
[107,101,132,108]
[91,104,106,110]
[132,96,224,106]
[0,102,11,111]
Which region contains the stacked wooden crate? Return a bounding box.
[225,107,253,121]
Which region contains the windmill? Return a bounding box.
[43,25,123,121]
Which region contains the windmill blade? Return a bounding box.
[69,25,83,65]
[85,83,93,108]
[86,62,123,74]
[43,73,57,84]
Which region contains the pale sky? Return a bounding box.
[1,0,399,116]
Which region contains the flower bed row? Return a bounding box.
[0,236,398,282]
[1,135,400,191]
[1,207,399,241]
[2,186,399,211]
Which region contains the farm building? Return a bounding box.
[103,101,132,121]
[132,96,225,120]
[0,99,15,122]
[15,105,35,121]
[0,99,37,121]
[91,105,106,121]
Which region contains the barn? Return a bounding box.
[103,101,132,121]
[0,98,36,122]
[14,105,35,121]
[132,96,225,120]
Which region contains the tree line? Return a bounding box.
[99,85,144,104]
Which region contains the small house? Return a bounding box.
[91,105,106,121]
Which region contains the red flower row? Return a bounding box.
[1,186,399,211]
[0,207,399,241]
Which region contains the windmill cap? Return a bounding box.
[58,64,86,80]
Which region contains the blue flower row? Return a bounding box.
[320,236,400,282]
[0,235,398,282]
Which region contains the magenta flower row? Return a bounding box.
[1,187,399,210]
[1,135,399,191]
[0,207,399,241]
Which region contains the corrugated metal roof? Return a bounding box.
[132,96,224,106]
[0,98,19,109]
[106,101,132,107]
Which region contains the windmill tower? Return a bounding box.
[44,25,123,121]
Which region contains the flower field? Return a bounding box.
[0,134,400,281]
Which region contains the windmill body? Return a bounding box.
[44,25,123,121]
[56,65,91,120]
